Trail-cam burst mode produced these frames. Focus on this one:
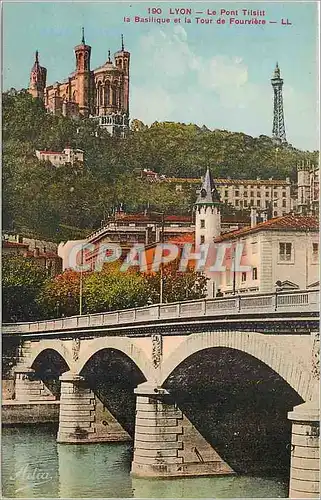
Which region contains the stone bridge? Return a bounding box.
[2,290,320,498]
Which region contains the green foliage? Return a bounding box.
[145,261,208,303]
[7,259,208,320]
[36,269,84,318]
[84,263,149,313]
[2,256,47,322]
[2,90,318,241]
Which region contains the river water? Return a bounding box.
[2,425,288,498]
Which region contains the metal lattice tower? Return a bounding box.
[271,62,287,143]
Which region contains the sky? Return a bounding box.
[2,1,319,151]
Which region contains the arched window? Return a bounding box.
[112,86,117,105]
[97,82,103,106]
[105,82,110,105]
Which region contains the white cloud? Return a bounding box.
[131,28,318,150]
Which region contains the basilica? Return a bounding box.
[28,29,130,137]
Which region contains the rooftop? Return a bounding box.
[215,215,319,242]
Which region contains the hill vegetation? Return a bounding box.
[3,89,318,241]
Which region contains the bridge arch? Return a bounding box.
[160,331,313,401]
[75,337,154,381]
[28,340,72,370]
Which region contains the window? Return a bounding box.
[244,200,248,207]
[274,211,278,216]
[200,219,205,229]
[225,190,228,198]
[200,235,205,244]
[257,192,261,198]
[274,201,277,207]
[235,199,239,206]
[252,267,258,280]
[282,200,286,207]
[283,191,286,197]
[250,191,254,197]
[250,200,254,206]
[279,242,292,261]
[257,200,261,207]
[244,192,248,197]
[235,190,239,197]
[266,192,269,197]
[241,272,247,282]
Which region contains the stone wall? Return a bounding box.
[2,400,60,425]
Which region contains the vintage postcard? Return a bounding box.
[2,1,320,499]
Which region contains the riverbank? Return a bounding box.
[2,400,60,425]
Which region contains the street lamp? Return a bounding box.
[150,211,165,303]
[232,244,236,295]
[79,245,84,315]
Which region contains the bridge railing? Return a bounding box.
[2,289,319,335]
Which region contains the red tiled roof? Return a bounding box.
[114,213,191,223]
[2,241,29,248]
[167,232,194,245]
[215,215,319,242]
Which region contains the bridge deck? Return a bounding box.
[2,290,319,338]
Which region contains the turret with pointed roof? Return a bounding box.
[195,167,221,207]
[195,168,222,249]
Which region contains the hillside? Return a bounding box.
[2,89,318,241]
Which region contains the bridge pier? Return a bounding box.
[288,400,320,498]
[57,372,96,443]
[57,371,130,444]
[14,366,55,402]
[131,382,234,478]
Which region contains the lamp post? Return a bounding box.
[159,213,165,304]
[150,211,165,304]
[232,244,236,295]
[79,245,84,315]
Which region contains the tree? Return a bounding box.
[2,256,47,322]
[145,261,208,303]
[37,263,150,318]
[84,263,150,313]
[37,269,84,318]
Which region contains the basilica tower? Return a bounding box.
[114,34,130,115]
[28,51,47,101]
[74,28,92,116]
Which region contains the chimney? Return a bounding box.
[250,208,258,228]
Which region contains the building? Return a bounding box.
[151,174,293,217]
[28,30,130,137]
[36,148,84,167]
[58,210,250,271]
[297,159,319,215]
[190,169,318,295]
[214,214,319,295]
[214,177,292,217]
[2,234,62,276]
